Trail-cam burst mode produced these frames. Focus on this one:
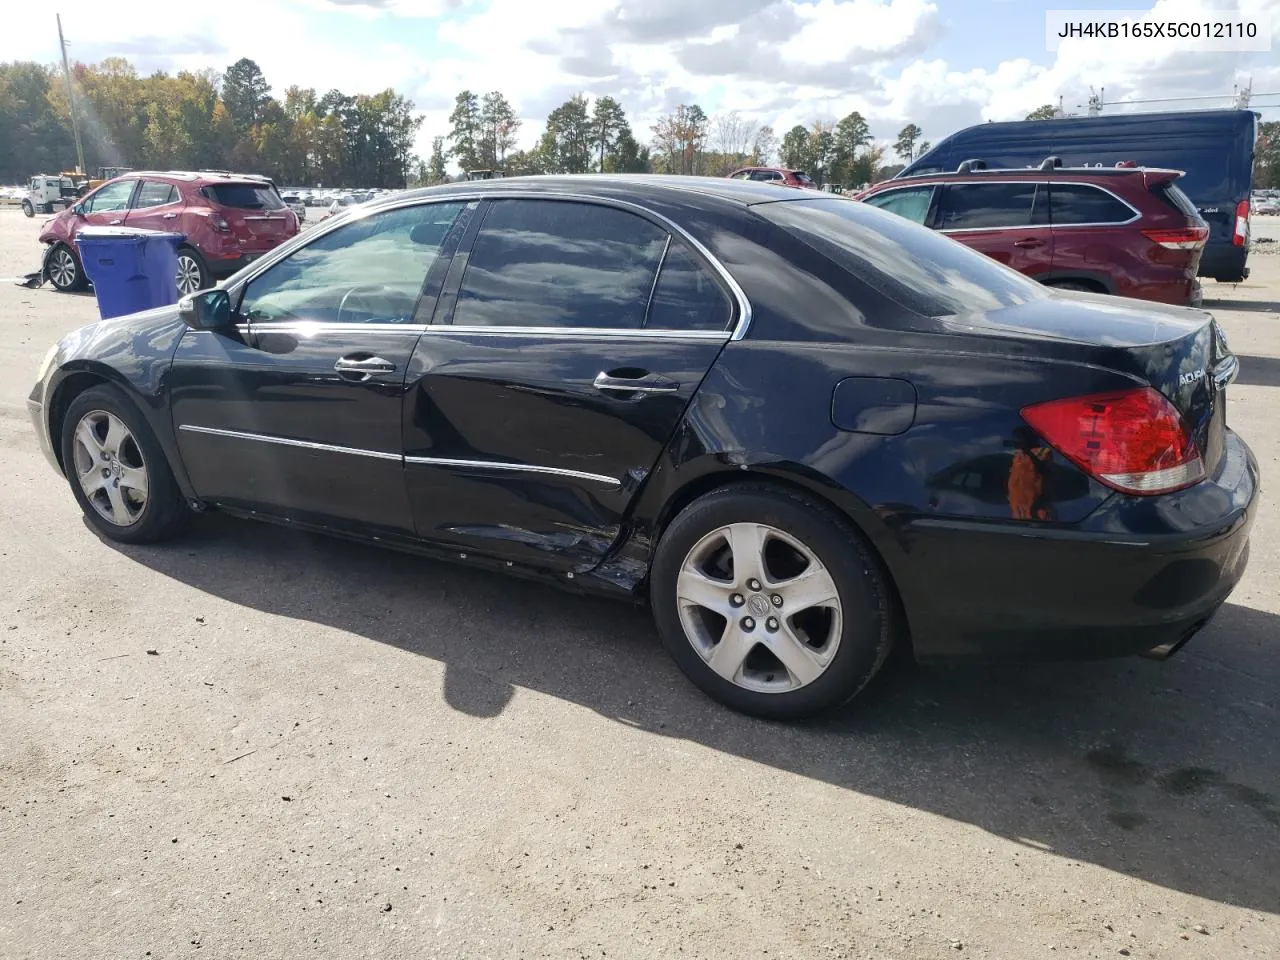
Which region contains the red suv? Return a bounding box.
[854,162,1208,305]
[39,171,299,296]
[727,167,818,189]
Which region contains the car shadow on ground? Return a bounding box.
[108,513,1280,913]
[1234,354,1280,388]
[1201,298,1280,315]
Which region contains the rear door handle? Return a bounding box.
[334,355,396,380]
[593,371,680,395]
[1013,237,1046,249]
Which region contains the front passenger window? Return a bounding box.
[238,202,466,325]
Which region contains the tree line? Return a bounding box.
[0,57,420,187]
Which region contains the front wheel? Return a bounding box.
[47,244,86,292]
[21,200,34,217]
[175,247,210,297]
[650,484,895,719]
[60,384,190,544]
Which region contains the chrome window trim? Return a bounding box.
[222,190,754,341]
[868,179,1142,232]
[178,424,401,461]
[419,326,730,341]
[236,322,429,335]
[404,455,620,488]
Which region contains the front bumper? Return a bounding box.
[901,428,1259,662]
[27,394,61,475]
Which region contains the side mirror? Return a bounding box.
[178,289,232,330]
[72,203,85,217]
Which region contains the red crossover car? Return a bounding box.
[39,171,299,296]
[727,167,818,189]
[854,162,1209,305]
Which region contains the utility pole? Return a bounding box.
[57,14,86,176]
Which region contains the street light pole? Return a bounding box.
[57,14,87,177]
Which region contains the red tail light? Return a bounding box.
[1021,387,1204,495]
[209,213,231,233]
[1233,199,1249,246]
[1141,226,1208,250]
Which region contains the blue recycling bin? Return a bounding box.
[74,227,184,320]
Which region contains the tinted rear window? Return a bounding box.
[936,182,1038,229]
[1049,184,1135,224]
[203,183,284,210]
[757,196,1046,318]
[1153,181,1202,221]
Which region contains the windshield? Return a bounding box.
[203,183,285,210]
[757,196,1047,318]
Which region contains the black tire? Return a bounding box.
[46,243,86,292]
[60,384,189,544]
[21,199,34,217]
[651,484,895,720]
[175,246,211,297]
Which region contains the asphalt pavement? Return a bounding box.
[1,207,1277,959]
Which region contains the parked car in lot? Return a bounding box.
[38,171,300,296]
[280,193,307,222]
[856,162,1209,305]
[1254,198,1280,215]
[727,167,819,189]
[899,109,1257,283]
[27,175,1257,719]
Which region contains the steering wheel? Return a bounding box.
[336,283,400,324]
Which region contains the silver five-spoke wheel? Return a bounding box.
[176,253,204,296]
[676,522,842,693]
[70,410,149,527]
[48,247,78,289]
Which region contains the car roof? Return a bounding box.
[879,165,1181,185]
[373,174,812,209]
[114,170,273,184]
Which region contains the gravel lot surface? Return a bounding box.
[1,206,1277,959]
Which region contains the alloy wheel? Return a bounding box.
[675,522,843,693]
[49,248,77,289]
[176,255,203,296]
[70,410,149,527]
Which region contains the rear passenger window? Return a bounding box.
[1049,184,1136,225]
[453,200,667,330]
[646,241,733,332]
[135,182,177,208]
[937,183,1037,230]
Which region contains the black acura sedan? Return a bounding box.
[28,175,1258,719]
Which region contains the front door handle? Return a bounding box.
[162,213,178,220]
[1013,237,1046,249]
[108,219,123,226]
[593,371,680,395]
[334,355,396,381]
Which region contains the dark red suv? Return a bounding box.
[727,167,818,189]
[39,171,299,296]
[854,162,1208,305]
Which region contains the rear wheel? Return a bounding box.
[651,484,895,719]
[47,244,86,292]
[175,246,210,297]
[60,385,189,544]
[21,200,34,217]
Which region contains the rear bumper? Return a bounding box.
[1198,244,1248,282]
[900,429,1259,662]
[206,252,267,278]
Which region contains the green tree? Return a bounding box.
[427,136,449,183]
[478,91,519,169]
[539,94,592,174]
[221,58,271,134]
[751,125,777,166]
[650,103,708,175]
[894,123,923,162]
[831,111,870,184]
[602,128,649,173]
[1025,103,1058,120]
[1253,120,1279,189]
[0,62,76,181]
[779,124,813,170]
[448,90,483,172]
[591,95,629,172]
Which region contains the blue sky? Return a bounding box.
[6,0,1277,161]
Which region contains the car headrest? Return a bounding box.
[409,222,449,246]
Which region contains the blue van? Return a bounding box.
[897,109,1258,283]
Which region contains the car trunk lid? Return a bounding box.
[202,182,293,248]
[944,293,1234,473]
